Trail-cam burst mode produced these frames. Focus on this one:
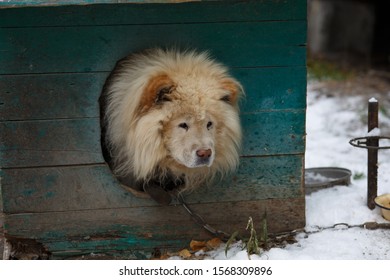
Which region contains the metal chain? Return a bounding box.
[304,222,390,234]
[175,194,233,242]
[176,192,390,241]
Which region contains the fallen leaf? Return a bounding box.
[206,238,222,250]
[178,249,192,259]
[190,240,207,252]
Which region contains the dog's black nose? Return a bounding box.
[196,149,212,158]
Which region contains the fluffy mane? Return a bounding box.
[100,48,243,192]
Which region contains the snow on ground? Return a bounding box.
[206,81,390,260]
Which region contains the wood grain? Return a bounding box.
[0,67,306,121]
[1,155,304,213]
[0,1,306,26]
[4,198,305,258]
[0,110,305,168]
[0,21,306,74]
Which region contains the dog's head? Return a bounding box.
[163,110,216,169]
[139,67,243,177]
[103,49,243,189]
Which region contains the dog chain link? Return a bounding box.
[176,193,390,242]
[176,194,233,242]
[304,222,390,234]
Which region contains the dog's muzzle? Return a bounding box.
[195,148,213,167]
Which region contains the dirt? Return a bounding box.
[309,69,390,102]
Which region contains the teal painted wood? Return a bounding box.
[0,0,242,7]
[1,154,303,213]
[0,0,307,257]
[0,0,197,6]
[0,73,103,121]
[4,197,305,258]
[0,110,304,168]
[0,1,306,26]
[235,67,307,113]
[0,21,306,74]
[0,67,306,121]
[242,110,305,156]
[0,119,103,168]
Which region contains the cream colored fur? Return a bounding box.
[103,48,243,191]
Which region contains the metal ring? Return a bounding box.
[349,136,390,150]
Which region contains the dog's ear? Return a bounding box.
[140,74,174,112]
[220,78,243,106]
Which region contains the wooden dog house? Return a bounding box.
[0,0,307,259]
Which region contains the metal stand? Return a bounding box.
[349,99,390,209]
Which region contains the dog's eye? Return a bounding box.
[178,123,189,130]
[220,94,231,103]
[207,121,213,130]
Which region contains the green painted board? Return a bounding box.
[0,73,104,121]
[0,0,307,257]
[242,110,305,156]
[0,21,306,74]
[0,1,306,26]
[1,154,303,213]
[0,110,304,168]
[236,67,307,113]
[0,119,103,168]
[4,197,305,258]
[0,67,306,121]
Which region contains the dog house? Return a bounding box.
[0,0,307,259]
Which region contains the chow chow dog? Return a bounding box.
[100,48,243,203]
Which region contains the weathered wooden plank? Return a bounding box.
[0,172,4,259]
[0,183,4,259]
[0,67,306,121]
[0,1,307,26]
[0,110,305,168]
[0,73,104,121]
[4,197,305,258]
[243,110,306,156]
[0,119,103,168]
[0,179,3,258]
[0,21,306,74]
[0,0,202,7]
[0,212,4,260]
[1,155,303,213]
[236,67,307,113]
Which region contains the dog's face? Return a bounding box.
[137,72,242,172]
[163,111,216,168]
